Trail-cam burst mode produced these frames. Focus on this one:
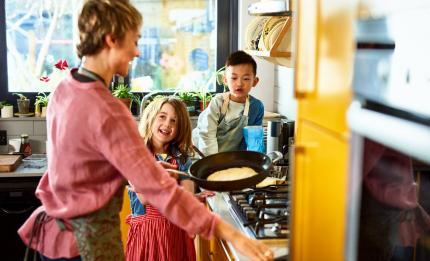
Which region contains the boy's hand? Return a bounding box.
[195,191,215,202]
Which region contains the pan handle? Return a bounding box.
[192,145,206,158]
[267,151,283,164]
[166,169,193,180]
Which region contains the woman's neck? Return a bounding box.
[81,55,113,88]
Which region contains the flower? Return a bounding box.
[39,59,69,84]
[54,59,69,70]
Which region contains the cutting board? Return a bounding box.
[0,155,22,172]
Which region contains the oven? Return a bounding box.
[346,3,430,261]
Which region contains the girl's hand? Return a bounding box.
[195,191,215,202]
[158,161,179,179]
[215,219,274,261]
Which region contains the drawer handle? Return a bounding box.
[0,206,35,214]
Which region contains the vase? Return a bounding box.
[1,105,13,118]
[17,99,30,114]
[118,98,131,110]
[41,106,47,117]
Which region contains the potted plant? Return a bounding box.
[13,93,30,114]
[192,66,227,112]
[176,91,197,114]
[193,91,213,111]
[35,92,49,117]
[112,83,139,110]
[0,101,13,118]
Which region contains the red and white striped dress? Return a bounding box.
[125,204,196,261]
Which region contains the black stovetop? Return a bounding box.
[228,184,289,239]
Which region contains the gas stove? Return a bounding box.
[227,184,289,240]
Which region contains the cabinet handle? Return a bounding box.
[0,206,35,214]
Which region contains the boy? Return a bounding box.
[193,50,264,155]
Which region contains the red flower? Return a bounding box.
[40,76,50,82]
[54,59,69,70]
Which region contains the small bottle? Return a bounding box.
[20,134,32,157]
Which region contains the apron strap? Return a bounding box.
[221,92,230,116]
[78,67,107,87]
[221,92,250,117]
[243,96,250,117]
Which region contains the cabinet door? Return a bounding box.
[290,121,349,261]
[295,0,356,135]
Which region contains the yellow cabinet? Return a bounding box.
[196,235,233,261]
[290,120,349,261]
[294,0,356,135]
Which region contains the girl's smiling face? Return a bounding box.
[151,103,178,152]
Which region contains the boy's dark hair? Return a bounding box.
[225,51,257,75]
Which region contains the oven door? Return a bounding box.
[346,101,430,261]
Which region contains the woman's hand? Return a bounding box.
[215,219,274,261]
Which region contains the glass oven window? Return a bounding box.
[357,138,430,261]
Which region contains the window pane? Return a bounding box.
[5,0,82,93]
[130,0,217,93]
[5,0,217,94]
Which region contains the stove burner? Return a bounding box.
[229,184,289,239]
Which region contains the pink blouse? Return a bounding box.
[19,70,219,258]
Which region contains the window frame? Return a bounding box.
[0,0,237,110]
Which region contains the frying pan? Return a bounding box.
[168,150,282,192]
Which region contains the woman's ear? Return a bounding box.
[104,34,117,48]
[252,76,259,87]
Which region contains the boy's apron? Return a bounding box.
[21,186,125,261]
[217,92,250,152]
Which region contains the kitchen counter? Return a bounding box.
[206,192,288,260]
[0,156,46,178]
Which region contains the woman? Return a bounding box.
[18,1,273,261]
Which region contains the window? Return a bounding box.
[0,0,237,104]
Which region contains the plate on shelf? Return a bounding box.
[261,16,287,51]
[246,16,269,50]
[14,112,35,117]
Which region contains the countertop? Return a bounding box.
[0,155,46,178]
[206,192,288,260]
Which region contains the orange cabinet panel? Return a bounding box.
[119,187,131,248]
[294,0,356,135]
[290,120,349,261]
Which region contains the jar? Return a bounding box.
[20,134,32,156]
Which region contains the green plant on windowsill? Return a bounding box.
[0,101,12,109]
[191,66,227,112]
[34,92,49,117]
[112,83,139,110]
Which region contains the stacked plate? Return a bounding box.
[246,16,291,53]
[246,17,270,50]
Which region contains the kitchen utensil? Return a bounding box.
[0,155,22,172]
[167,150,283,191]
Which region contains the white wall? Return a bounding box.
[238,0,275,112]
[238,0,296,119]
[275,65,296,120]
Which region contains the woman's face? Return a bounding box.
[151,103,178,151]
[110,29,141,76]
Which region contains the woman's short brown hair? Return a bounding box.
[76,0,142,58]
[138,96,194,162]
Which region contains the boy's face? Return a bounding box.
[224,64,259,103]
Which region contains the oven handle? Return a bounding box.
[347,101,430,163]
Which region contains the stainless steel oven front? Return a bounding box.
[346,3,430,261]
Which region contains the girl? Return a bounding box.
[126,96,199,261]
